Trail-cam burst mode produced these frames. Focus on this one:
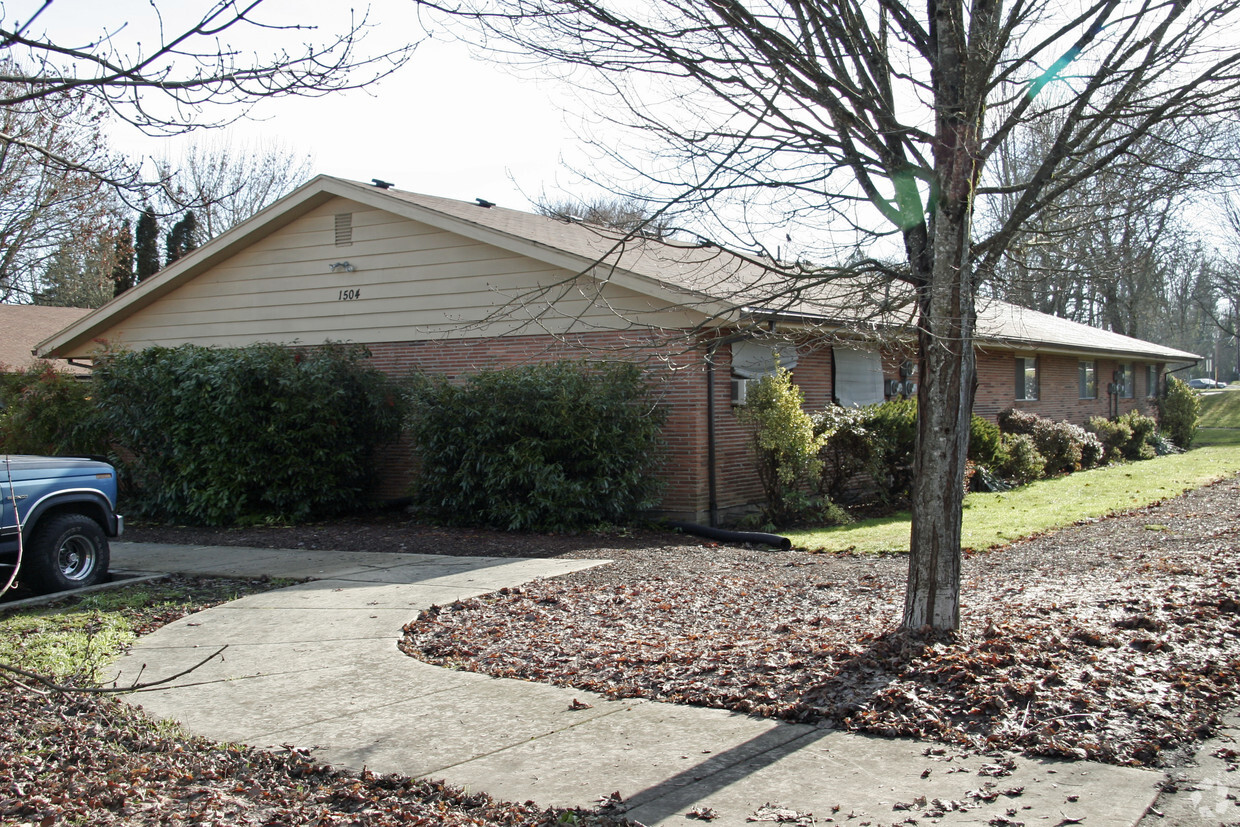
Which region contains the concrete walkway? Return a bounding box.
[111,542,1163,826]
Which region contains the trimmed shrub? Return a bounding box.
[997,407,1039,435]
[812,405,878,502]
[997,432,1044,485]
[1087,416,1132,464]
[1117,410,1157,461]
[1031,419,1083,475]
[1079,430,1106,469]
[867,398,918,502]
[0,362,107,457]
[737,368,826,526]
[406,360,666,532]
[968,415,1003,468]
[92,343,405,525]
[1157,376,1201,449]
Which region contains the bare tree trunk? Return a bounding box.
[903,8,981,630]
[904,210,976,632]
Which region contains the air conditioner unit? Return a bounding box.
[730,377,748,405]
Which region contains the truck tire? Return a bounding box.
[25,513,111,593]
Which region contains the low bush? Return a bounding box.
[92,343,405,525]
[997,407,1040,435]
[1118,410,1158,461]
[1087,416,1132,464]
[867,398,917,501]
[0,362,107,457]
[406,360,666,532]
[997,432,1045,485]
[1157,376,1201,449]
[812,405,878,502]
[968,415,1004,468]
[738,368,826,526]
[1031,419,1084,475]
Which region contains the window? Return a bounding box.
[1146,365,1158,397]
[730,340,798,379]
[1014,355,1038,401]
[833,347,885,406]
[1079,360,1097,399]
[1116,363,1134,398]
[334,212,353,246]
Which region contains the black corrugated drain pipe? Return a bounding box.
[666,520,792,551]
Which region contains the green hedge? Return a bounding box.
[92,343,405,525]
[405,360,666,531]
[0,362,107,457]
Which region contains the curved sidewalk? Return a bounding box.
[111,542,1161,826]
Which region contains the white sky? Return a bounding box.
[9,0,596,210]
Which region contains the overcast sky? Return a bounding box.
[13,0,595,210]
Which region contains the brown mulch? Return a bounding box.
[126,480,1240,769]
[0,690,633,827]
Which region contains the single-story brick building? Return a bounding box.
[36,176,1198,522]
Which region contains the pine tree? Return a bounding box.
[165,211,199,265]
[134,206,161,283]
[111,221,135,298]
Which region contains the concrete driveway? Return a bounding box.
[110,542,1164,826]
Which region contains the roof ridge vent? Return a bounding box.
[371,179,394,189]
[475,198,495,208]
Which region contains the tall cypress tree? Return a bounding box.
[111,221,135,298]
[134,206,161,283]
[165,211,199,265]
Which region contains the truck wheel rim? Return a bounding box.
[58,536,97,581]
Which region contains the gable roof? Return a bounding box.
[1,305,91,373]
[35,175,1198,364]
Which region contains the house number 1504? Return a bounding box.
[338,288,361,301]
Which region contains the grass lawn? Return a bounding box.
[0,577,286,682]
[785,425,1240,553]
[1198,385,1240,427]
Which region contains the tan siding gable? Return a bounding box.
[97,198,702,350]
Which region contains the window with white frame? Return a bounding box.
[834,346,885,406]
[1146,365,1158,397]
[1079,360,1098,399]
[1015,355,1038,401]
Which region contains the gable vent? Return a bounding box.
[334,213,353,246]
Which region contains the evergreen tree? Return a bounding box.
[134,206,161,283]
[111,221,134,298]
[165,211,199,265]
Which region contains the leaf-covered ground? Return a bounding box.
[401,477,1240,768]
[0,577,632,827]
[0,690,634,826]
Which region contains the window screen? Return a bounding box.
[834,347,885,406]
[731,340,798,379]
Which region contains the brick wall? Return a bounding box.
[975,349,1161,425]
[357,333,1165,523]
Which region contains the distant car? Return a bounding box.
[1187,378,1228,389]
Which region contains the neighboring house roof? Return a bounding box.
[35,175,1199,365]
[0,305,91,373]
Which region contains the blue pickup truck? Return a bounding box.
[1,455,124,593]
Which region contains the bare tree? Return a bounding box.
[155,138,314,239]
[0,78,113,303]
[534,194,676,239]
[0,1,414,186]
[429,0,1240,630]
